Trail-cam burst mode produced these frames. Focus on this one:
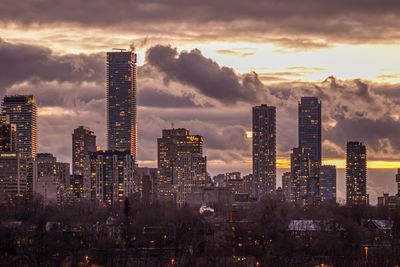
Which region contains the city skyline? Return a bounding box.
[1,2,400,204]
[0,89,387,204]
[2,2,400,265]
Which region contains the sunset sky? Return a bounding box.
[1,0,400,203]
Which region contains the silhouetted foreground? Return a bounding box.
[1,195,400,266]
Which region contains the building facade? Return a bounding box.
[298,97,321,164]
[1,95,37,159]
[157,128,206,203]
[0,115,16,152]
[319,165,336,203]
[346,141,368,205]
[252,104,276,198]
[72,126,96,175]
[34,153,70,205]
[0,152,27,206]
[396,169,400,196]
[282,172,291,201]
[1,95,37,200]
[66,174,85,204]
[135,167,158,204]
[90,150,136,206]
[106,51,137,157]
[290,147,319,206]
[173,153,207,206]
[72,126,96,199]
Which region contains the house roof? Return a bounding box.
[363,219,393,230]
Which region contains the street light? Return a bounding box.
[364,246,369,264]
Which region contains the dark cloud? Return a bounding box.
[2,41,400,164]
[325,117,400,160]
[1,41,400,203]
[0,39,104,91]
[1,1,400,45]
[138,89,202,108]
[6,81,104,108]
[146,45,272,104]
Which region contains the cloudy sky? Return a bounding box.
[1,0,400,203]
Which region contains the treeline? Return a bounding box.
[1,195,400,266]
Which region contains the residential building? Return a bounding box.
[89,150,136,206]
[346,141,368,205]
[252,104,276,198]
[319,165,337,203]
[106,50,137,157]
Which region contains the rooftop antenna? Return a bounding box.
[112,48,127,52]
[171,121,174,129]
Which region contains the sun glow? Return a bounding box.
[277,157,400,169]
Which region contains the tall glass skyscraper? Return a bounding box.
[252,104,276,197]
[298,97,321,164]
[346,141,368,205]
[106,50,137,157]
[1,95,37,159]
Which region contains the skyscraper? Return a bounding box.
[72,126,96,175]
[1,95,37,158]
[0,115,16,152]
[106,50,137,157]
[298,97,321,164]
[157,128,205,203]
[346,141,368,205]
[319,165,336,203]
[252,104,276,198]
[2,95,37,200]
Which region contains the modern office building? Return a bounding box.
[0,152,27,206]
[346,141,368,205]
[89,150,136,206]
[72,126,96,175]
[319,165,337,203]
[1,95,38,159]
[252,104,276,198]
[298,97,321,164]
[106,50,137,157]
[0,115,16,152]
[157,128,206,203]
[281,172,291,201]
